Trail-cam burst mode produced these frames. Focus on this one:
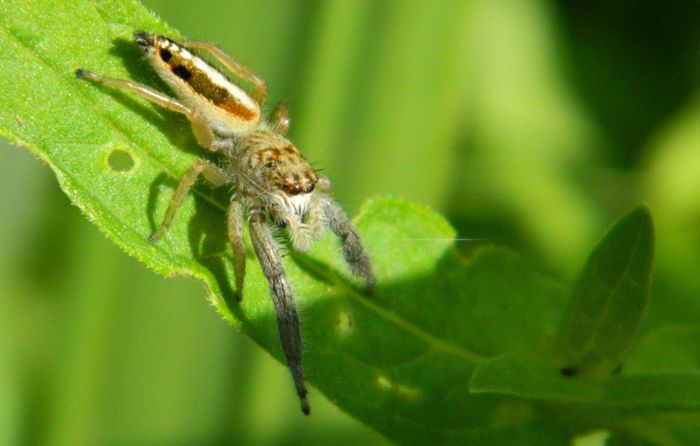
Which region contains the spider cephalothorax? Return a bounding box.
[237,131,318,198]
[77,31,375,415]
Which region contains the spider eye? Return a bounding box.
[264,161,277,169]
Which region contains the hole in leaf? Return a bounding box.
[560,367,578,377]
[108,149,134,172]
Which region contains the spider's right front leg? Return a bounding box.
[248,212,310,415]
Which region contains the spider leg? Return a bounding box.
[271,206,311,253]
[77,69,191,115]
[269,101,290,135]
[306,193,325,241]
[149,160,227,242]
[249,212,310,415]
[316,176,332,194]
[321,195,376,292]
[76,69,217,151]
[227,196,246,300]
[179,40,268,106]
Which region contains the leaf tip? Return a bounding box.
[621,204,654,232]
[554,203,656,379]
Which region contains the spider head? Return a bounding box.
[258,143,317,197]
[134,31,158,54]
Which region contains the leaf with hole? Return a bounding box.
[0,1,567,443]
[3,1,700,445]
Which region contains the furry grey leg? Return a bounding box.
[227,197,246,300]
[321,196,376,292]
[248,212,310,415]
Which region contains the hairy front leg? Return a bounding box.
[149,160,227,242]
[321,195,376,292]
[227,197,246,300]
[271,206,311,253]
[249,212,310,415]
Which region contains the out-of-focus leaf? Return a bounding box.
[604,373,700,409]
[469,352,604,402]
[625,325,700,373]
[458,0,601,271]
[555,206,654,379]
[468,350,700,424]
[643,97,700,325]
[296,1,471,212]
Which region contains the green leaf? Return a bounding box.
[555,205,655,379]
[300,211,566,444]
[604,372,700,409]
[469,352,604,402]
[625,325,700,373]
[469,365,700,414]
[0,1,571,443]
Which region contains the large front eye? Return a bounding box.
[264,160,278,169]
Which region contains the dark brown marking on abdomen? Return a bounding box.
[159,48,172,62]
[172,65,192,80]
[162,46,257,121]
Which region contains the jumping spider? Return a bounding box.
[77,31,375,415]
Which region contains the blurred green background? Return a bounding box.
[3,0,700,444]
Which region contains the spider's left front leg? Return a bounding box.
[227,196,246,300]
[248,211,310,415]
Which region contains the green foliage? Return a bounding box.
[555,206,654,379]
[2,1,700,445]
